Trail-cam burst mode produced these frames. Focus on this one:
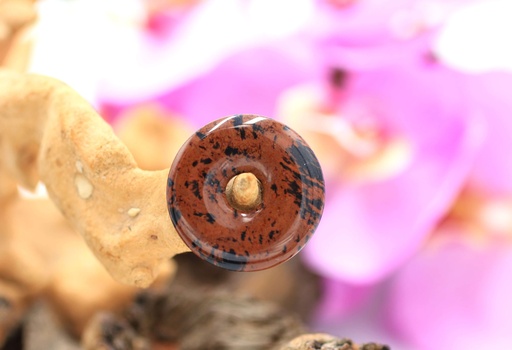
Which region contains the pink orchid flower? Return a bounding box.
[279,59,482,284]
[389,226,512,349]
[308,0,478,70]
[386,71,512,350]
[101,38,321,126]
[98,0,317,118]
[153,41,321,127]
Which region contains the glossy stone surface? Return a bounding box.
[166,115,325,271]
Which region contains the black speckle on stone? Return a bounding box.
[208,193,218,203]
[252,123,265,134]
[224,146,240,156]
[205,213,216,224]
[213,142,220,149]
[238,127,247,140]
[196,131,207,140]
[192,160,198,167]
[287,141,324,186]
[200,158,213,165]
[283,124,290,131]
[169,208,182,226]
[218,249,247,271]
[189,180,201,200]
[282,245,287,253]
[271,183,278,195]
[167,178,174,187]
[233,115,244,126]
[285,179,303,208]
[241,230,246,241]
[192,239,202,249]
[268,230,277,240]
[259,234,263,244]
[280,161,305,189]
[311,198,323,210]
[205,249,217,266]
[206,174,220,186]
[282,155,293,165]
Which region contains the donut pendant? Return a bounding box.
[166,115,325,271]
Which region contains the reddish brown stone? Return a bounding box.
[166,115,325,271]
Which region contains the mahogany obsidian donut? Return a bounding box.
[166,115,325,271]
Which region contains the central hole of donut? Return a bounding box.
[225,172,262,211]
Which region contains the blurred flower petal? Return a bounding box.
[98,0,315,104]
[313,0,446,44]
[313,277,372,322]
[312,278,412,350]
[466,72,512,195]
[388,227,512,349]
[309,0,474,70]
[301,61,483,283]
[103,40,321,126]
